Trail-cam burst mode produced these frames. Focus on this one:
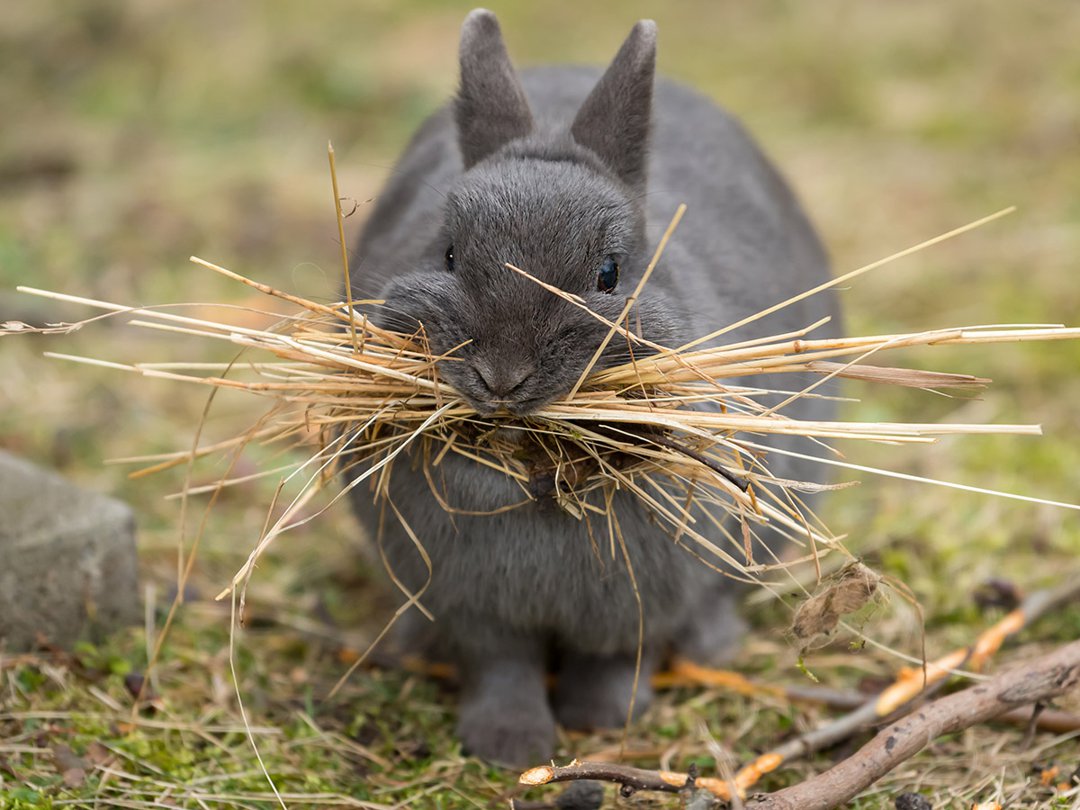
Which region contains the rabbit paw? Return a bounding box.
[554,652,654,731]
[456,693,556,768]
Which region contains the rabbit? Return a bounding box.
[347,9,840,767]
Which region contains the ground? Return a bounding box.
[2,2,1080,808]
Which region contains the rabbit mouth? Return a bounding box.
[448,358,556,416]
[504,393,556,417]
[458,393,554,418]
[447,375,558,417]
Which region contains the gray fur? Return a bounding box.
[455,10,534,169]
[571,20,656,191]
[348,9,840,767]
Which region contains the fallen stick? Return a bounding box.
[519,639,1080,805]
[518,760,716,798]
[657,661,1080,736]
[675,577,1080,796]
[519,578,1080,802]
[746,638,1080,810]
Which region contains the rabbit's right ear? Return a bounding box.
[571,21,656,191]
[455,9,534,169]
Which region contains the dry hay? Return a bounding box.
[5,208,1080,615]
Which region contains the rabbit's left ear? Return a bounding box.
[455,9,534,168]
[571,20,657,191]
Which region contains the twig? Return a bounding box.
[874,578,1080,715]
[519,760,712,798]
[520,641,1080,806]
[359,651,1080,734]
[652,660,1080,734]
[519,577,1080,802]
[746,638,1080,810]
[695,578,1080,796]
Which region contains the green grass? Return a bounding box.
[3,2,1080,808]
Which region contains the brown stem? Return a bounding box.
[747,638,1080,810]
[519,580,1080,804]
[519,641,1080,806]
[663,579,1080,797]
[519,760,729,800]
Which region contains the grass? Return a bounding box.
[3,2,1080,808]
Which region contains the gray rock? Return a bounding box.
[0,450,140,650]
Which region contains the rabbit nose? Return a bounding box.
[473,360,533,397]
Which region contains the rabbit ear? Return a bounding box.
[571,20,657,190]
[455,9,534,168]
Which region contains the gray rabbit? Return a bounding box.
[348,9,840,767]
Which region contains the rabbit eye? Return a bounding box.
[444,244,455,272]
[597,255,620,293]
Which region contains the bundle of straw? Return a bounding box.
[6,212,1080,604]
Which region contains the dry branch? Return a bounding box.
[519,760,706,797]
[519,640,1080,806]
[652,660,1080,734]
[747,638,1080,810]
[519,576,1080,803]
[705,578,1080,784]
[374,650,1080,735]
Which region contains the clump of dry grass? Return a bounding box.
[6,210,1080,612]
[6,195,1080,695]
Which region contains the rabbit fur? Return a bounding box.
[347,9,840,767]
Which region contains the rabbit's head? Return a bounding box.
[380,10,678,415]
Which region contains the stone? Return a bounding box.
[0,450,140,650]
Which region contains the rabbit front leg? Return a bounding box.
[672,588,747,667]
[453,623,555,767]
[553,646,659,731]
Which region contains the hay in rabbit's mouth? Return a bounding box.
[8,202,1080,718]
[8,229,1080,608]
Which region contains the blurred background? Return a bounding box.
[1,1,1079,803]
